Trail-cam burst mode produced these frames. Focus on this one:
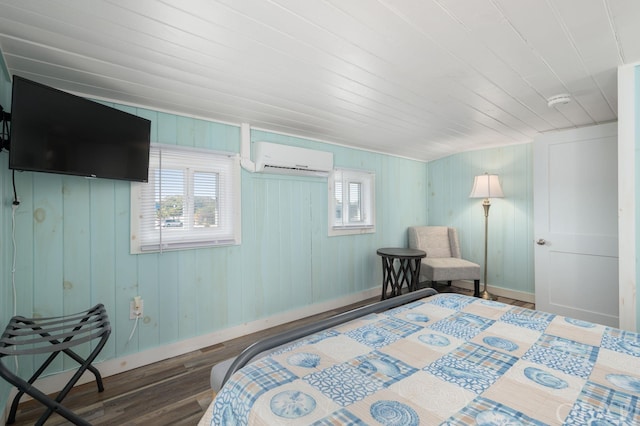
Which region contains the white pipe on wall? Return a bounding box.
[240,122,256,172]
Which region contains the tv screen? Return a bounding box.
[9,76,151,182]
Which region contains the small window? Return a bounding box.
[329,168,375,236]
[131,144,241,253]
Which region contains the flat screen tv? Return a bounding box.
[9,76,151,182]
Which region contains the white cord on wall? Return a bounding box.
[11,203,19,372]
[125,297,143,345]
[127,316,140,343]
[11,204,18,315]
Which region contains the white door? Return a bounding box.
[534,123,618,327]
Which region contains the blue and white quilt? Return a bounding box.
[203,293,640,425]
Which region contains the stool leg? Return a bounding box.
[8,349,62,423]
[37,333,109,425]
[61,348,105,391]
[3,363,91,426]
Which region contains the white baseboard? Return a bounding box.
[3,286,381,414]
[451,280,535,304]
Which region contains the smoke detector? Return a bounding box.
[547,94,571,108]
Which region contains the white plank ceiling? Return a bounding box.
[0,0,638,161]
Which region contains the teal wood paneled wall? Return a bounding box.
[636,65,640,329]
[0,71,427,408]
[426,144,535,295]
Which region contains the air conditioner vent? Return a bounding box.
[254,142,333,177]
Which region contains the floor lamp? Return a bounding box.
[469,173,504,300]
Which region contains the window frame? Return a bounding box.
[328,168,376,236]
[130,144,241,253]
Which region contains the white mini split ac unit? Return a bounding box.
[254,141,333,177]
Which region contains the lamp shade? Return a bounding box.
[469,173,504,199]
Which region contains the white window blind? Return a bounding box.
[131,144,241,253]
[329,168,375,236]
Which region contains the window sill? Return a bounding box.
[328,226,375,237]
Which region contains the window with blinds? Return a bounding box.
[130,144,241,253]
[329,168,375,236]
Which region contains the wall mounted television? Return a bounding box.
[9,76,151,182]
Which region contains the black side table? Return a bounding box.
[376,247,426,300]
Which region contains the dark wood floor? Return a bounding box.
[8,284,534,425]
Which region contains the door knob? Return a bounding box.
[536,239,546,245]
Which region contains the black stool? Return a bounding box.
[0,304,111,425]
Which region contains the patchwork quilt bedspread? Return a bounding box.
[202,293,640,425]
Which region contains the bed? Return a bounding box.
[199,290,640,425]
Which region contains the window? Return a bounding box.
[131,144,241,253]
[328,168,375,236]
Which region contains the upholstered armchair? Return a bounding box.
[407,226,480,297]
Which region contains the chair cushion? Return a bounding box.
[421,258,481,282]
[409,226,452,258]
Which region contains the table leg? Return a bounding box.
[380,257,393,300]
[409,258,422,292]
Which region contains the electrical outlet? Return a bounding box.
[130,297,144,319]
